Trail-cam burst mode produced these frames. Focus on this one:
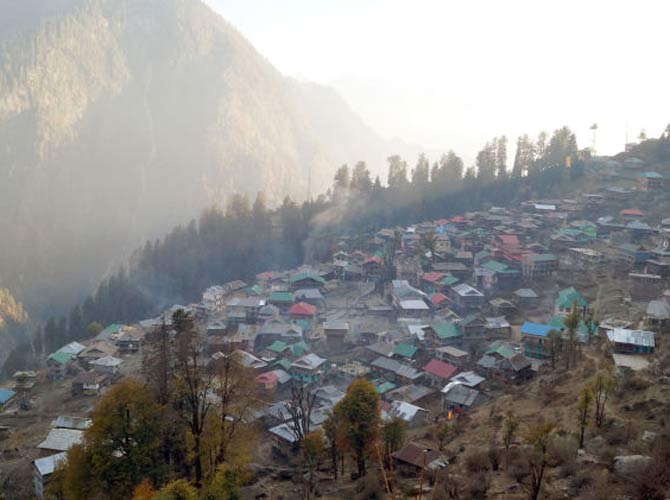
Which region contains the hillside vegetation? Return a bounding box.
[0,0,395,318]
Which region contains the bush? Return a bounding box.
[462,472,489,498]
[354,469,384,500]
[465,450,490,473]
[567,469,592,494]
[550,436,578,466]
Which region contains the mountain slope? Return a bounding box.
[0,0,393,316]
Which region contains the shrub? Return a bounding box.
[550,436,578,466]
[465,450,490,473]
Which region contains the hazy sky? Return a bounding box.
[205,0,670,163]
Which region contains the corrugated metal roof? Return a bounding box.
[606,328,655,348]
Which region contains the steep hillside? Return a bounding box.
[0,0,392,316]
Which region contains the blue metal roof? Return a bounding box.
[520,322,552,337]
[0,388,16,405]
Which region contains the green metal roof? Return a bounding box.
[100,323,125,336]
[375,380,397,394]
[48,351,72,366]
[432,322,461,339]
[393,342,418,358]
[276,358,293,371]
[291,341,310,357]
[289,272,325,285]
[485,340,516,359]
[441,274,459,286]
[246,284,262,296]
[527,253,558,262]
[556,287,587,309]
[266,340,288,353]
[482,260,509,273]
[268,291,294,303]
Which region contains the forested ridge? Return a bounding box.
[0,0,401,321]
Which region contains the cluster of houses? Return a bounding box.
[2,155,670,494]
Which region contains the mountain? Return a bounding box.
[0,0,402,317]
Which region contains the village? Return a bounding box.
[1,155,670,499]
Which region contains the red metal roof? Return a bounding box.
[423,359,457,380]
[288,302,317,316]
[620,208,645,217]
[364,255,384,266]
[498,234,520,247]
[422,272,444,284]
[431,293,448,306]
[255,372,278,384]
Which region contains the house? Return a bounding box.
[267,291,295,310]
[51,416,91,431]
[421,272,445,293]
[288,302,317,319]
[386,401,429,427]
[617,244,651,266]
[639,172,665,191]
[89,355,123,375]
[497,353,533,382]
[363,256,384,278]
[451,371,485,388]
[422,322,462,345]
[33,453,67,498]
[290,353,327,383]
[0,388,16,409]
[434,346,469,366]
[392,442,447,474]
[226,297,265,325]
[485,316,512,336]
[431,292,449,309]
[567,248,606,270]
[522,253,559,278]
[71,371,107,396]
[38,428,84,455]
[323,321,350,350]
[555,287,588,316]
[520,322,552,358]
[514,288,540,307]
[393,342,418,360]
[255,322,303,349]
[441,381,479,413]
[116,328,144,353]
[268,423,300,456]
[422,359,457,387]
[56,342,86,358]
[646,296,670,331]
[255,371,280,392]
[95,323,127,342]
[620,208,646,219]
[606,329,655,354]
[288,272,326,290]
[78,341,117,366]
[46,352,73,380]
[477,260,521,290]
[370,357,423,384]
[396,299,431,317]
[384,384,434,404]
[450,283,485,310]
[459,314,487,336]
[294,288,324,307]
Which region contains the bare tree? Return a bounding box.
[591,368,617,427]
[524,420,557,500]
[211,349,258,463]
[282,381,317,443]
[172,309,216,486]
